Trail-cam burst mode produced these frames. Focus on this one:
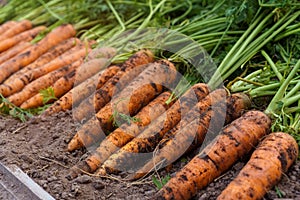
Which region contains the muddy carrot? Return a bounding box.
[98,88,227,175]
[0,25,46,53]
[85,47,117,62]
[0,41,31,65]
[0,41,86,97]
[67,83,210,178]
[0,20,32,41]
[67,60,179,152]
[0,24,76,83]
[155,110,271,200]
[10,59,84,107]
[4,37,80,84]
[0,21,17,35]
[66,91,174,179]
[21,49,116,109]
[131,93,251,180]
[217,132,298,200]
[71,49,155,122]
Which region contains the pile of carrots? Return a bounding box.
[0,19,299,200]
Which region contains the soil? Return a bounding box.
[0,111,299,200]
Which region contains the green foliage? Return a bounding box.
[39,87,57,105]
[0,94,33,122]
[152,174,171,190]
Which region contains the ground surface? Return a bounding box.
[0,112,299,200]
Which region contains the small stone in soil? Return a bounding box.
[93,181,105,190]
[74,175,92,184]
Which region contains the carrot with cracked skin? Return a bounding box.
[11,59,84,107]
[0,42,32,65]
[42,64,121,115]
[0,20,32,41]
[155,110,271,200]
[98,88,227,175]
[217,132,298,200]
[0,24,76,83]
[71,49,155,122]
[131,93,251,180]
[0,25,46,53]
[67,83,209,178]
[21,48,116,109]
[4,37,80,85]
[0,41,86,98]
[0,21,17,35]
[67,59,179,152]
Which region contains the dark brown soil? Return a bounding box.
[0,112,299,200]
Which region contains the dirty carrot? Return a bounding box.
[0,25,46,53]
[71,49,155,122]
[4,37,80,84]
[0,21,17,35]
[21,49,116,109]
[98,88,227,175]
[131,93,251,180]
[42,64,121,115]
[0,41,86,97]
[0,24,76,83]
[156,110,271,200]
[0,20,32,41]
[10,59,84,107]
[217,132,298,200]
[66,91,174,179]
[0,41,31,65]
[67,59,179,152]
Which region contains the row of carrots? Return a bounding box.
[0,20,298,200]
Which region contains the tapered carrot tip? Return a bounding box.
[95,168,107,176]
[67,134,83,152]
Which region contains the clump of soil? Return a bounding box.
[0,112,299,200]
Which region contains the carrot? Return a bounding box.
[0,21,17,35]
[0,24,76,83]
[8,44,90,106]
[97,88,227,175]
[17,59,84,108]
[42,65,121,115]
[71,49,155,122]
[131,93,251,180]
[0,41,86,97]
[0,20,32,41]
[0,41,31,65]
[67,83,210,178]
[67,91,174,179]
[21,48,116,109]
[4,37,80,84]
[85,47,117,62]
[217,132,298,200]
[67,60,180,152]
[0,25,46,53]
[155,110,271,200]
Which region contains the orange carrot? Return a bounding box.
[217,132,298,200]
[98,88,228,175]
[67,83,210,178]
[0,20,32,41]
[4,37,80,84]
[156,110,271,200]
[0,41,32,65]
[0,41,85,97]
[67,59,179,152]
[42,64,121,115]
[0,21,17,35]
[21,47,116,109]
[71,49,155,122]
[16,59,84,108]
[0,25,46,53]
[0,24,76,83]
[131,93,251,180]
[8,45,90,106]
